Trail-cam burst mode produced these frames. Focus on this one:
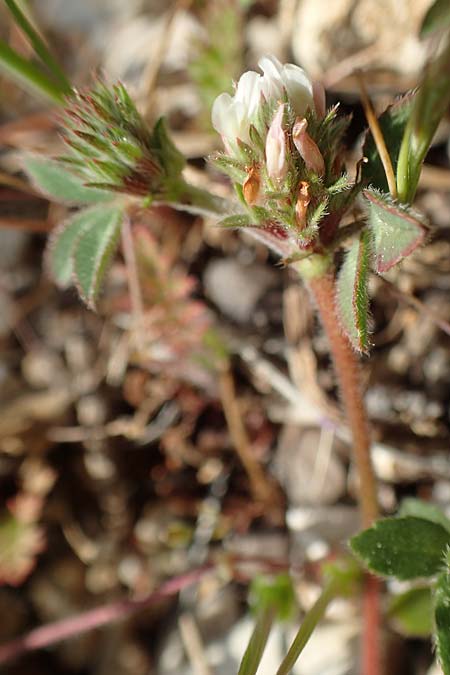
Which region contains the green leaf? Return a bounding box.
[397,38,450,203]
[364,189,427,272]
[351,517,450,580]
[321,556,363,597]
[210,153,246,182]
[337,228,372,353]
[72,206,124,308]
[46,206,111,286]
[237,138,259,164]
[249,573,296,622]
[217,214,252,228]
[362,95,413,193]
[151,117,185,176]
[420,0,450,38]
[388,587,433,637]
[434,572,450,675]
[399,498,450,534]
[24,156,113,205]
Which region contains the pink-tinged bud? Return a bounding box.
[295,181,310,231]
[292,117,325,177]
[312,81,326,120]
[265,104,288,181]
[243,166,260,205]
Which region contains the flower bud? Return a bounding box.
[265,104,288,182]
[292,117,325,177]
[312,81,326,120]
[295,181,310,230]
[60,81,185,198]
[243,166,260,205]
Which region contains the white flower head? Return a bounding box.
[258,56,314,118]
[211,70,264,148]
[211,56,315,150]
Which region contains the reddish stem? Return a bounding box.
[0,564,211,666]
[308,273,379,526]
[363,575,383,675]
[308,272,382,675]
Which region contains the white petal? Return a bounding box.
[212,95,251,145]
[258,55,283,80]
[281,64,313,116]
[282,63,313,91]
[258,56,284,103]
[235,70,263,117]
[211,93,234,135]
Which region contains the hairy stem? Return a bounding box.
[174,181,231,218]
[308,272,382,675]
[308,273,378,526]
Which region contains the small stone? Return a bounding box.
[22,350,65,389]
[275,426,346,506]
[77,394,108,427]
[203,258,277,324]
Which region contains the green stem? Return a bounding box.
[396,119,413,203]
[397,36,450,204]
[4,0,71,93]
[275,580,337,675]
[238,606,275,675]
[174,181,231,218]
[0,38,65,103]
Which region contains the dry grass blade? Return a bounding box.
[357,70,397,198]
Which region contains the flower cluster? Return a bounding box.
[211,56,353,261]
[59,81,186,199]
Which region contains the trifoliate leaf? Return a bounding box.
[364,189,427,272]
[434,572,450,675]
[351,517,450,580]
[73,206,124,309]
[399,498,450,534]
[46,205,114,287]
[388,587,433,638]
[420,0,450,38]
[337,228,372,353]
[24,156,112,205]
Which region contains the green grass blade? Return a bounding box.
[4,0,71,93]
[238,606,274,675]
[276,581,337,675]
[0,38,64,103]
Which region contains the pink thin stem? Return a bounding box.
[0,564,211,665]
